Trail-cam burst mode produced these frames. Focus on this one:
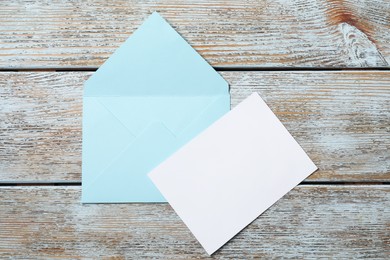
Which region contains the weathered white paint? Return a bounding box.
[0,186,388,258]
[0,71,389,182]
[339,22,388,66]
[0,0,389,68]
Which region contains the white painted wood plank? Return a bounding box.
[1,71,389,182]
[0,185,388,258]
[0,0,388,68]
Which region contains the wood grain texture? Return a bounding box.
[0,185,388,258]
[0,0,389,69]
[1,71,389,182]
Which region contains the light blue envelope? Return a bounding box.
[82,12,230,203]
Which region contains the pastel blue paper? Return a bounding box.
[82,12,230,203]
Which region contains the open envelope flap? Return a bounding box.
[82,94,229,202]
[83,12,228,97]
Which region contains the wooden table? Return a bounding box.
[1,1,389,258]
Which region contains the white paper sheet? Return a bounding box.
[148,92,317,255]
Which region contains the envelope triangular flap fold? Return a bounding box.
[82,12,230,203]
[84,12,228,97]
[83,121,177,202]
[82,98,136,185]
[97,96,218,136]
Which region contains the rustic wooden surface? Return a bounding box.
[1,71,389,183]
[0,185,389,258]
[0,0,390,69]
[1,0,389,258]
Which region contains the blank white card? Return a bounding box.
[148,92,317,255]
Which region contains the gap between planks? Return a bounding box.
[1,67,390,72]
[0,182,389,187]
